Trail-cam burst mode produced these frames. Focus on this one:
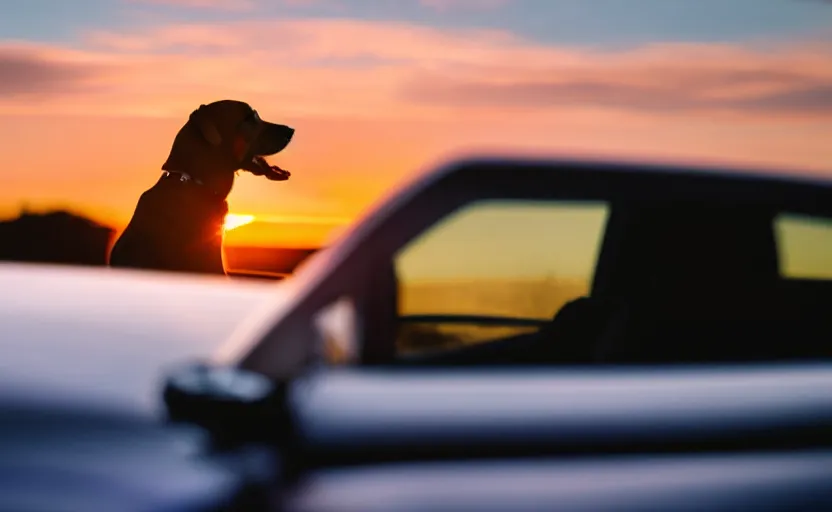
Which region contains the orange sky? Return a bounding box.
[2,9,832,247]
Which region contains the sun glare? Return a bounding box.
[223,213,256,231]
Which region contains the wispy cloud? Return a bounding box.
[1,19,830,122]
[124,0,256,11]
[127,0,510,11]
[0,45,119,98]
[419,0,511,12]
[402,42,832,118]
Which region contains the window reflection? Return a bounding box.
[394,200,609,354]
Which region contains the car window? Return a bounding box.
[393,200,609,355]
[775,213,832,280]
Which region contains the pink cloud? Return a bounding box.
[1,19,829,125]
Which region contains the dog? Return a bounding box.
[108,100,294,275]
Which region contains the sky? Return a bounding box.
[1,0,832,247]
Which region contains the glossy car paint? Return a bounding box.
[0,388,249,512]
[0,263,292,415]
[288,366,832,458]
[0,263,288,511]
[286,451,832,512]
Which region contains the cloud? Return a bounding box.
[397,38,832,119]
[128,0,508,11]
[419,0,510,11]
[0,45,117,98]
[0,18,830,123]
[124,0,256,10]
[404,63,832,117]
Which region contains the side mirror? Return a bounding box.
[161,362,288,446]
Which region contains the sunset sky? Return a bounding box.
[1,0,831,247]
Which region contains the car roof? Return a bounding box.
[0,263,291,415]
[430,152,832,188]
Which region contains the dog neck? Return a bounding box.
[163,170,202,185]
[160,157,236,197]
[160,169,235,199]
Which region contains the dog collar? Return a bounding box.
[162,170,203,185]
[161,170,224,197]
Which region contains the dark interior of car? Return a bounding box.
[384,202,832,367]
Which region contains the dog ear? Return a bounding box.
[189,105,223,146]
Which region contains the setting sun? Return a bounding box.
[223,214,256,232]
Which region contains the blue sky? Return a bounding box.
[3,0,832,47]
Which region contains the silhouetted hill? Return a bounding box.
[0,209,319,274]
[0,210,116,266]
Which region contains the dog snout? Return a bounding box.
[279,125,295,141]
[253,123,295,156]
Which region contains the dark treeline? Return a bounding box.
[0,209,317,273]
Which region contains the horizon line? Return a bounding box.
[2,207,354,227]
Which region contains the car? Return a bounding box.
[2,155,832,511]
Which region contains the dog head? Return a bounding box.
[163,100,294,182]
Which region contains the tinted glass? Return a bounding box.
[394,200,609,354]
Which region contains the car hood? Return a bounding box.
[0,263,292,417]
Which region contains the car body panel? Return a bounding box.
[286,451,832,512]
[0,389,248,512]
[0,263,292,416]
[285,364,832,511]
[288,365,832,464]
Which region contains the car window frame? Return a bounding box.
[225,157,832,380]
